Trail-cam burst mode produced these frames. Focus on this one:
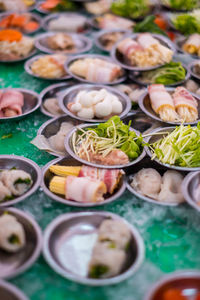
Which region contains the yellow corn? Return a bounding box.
[49,165,81,177]
[49,176,65,195]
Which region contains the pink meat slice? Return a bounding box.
[0,90,24,116]
[173,86,198,110]
[117,38,144,58]
[137,33,159,49]
[148,84,175,113]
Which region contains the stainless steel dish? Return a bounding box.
[39,81,76,117]
[58,83,131,123]
[182,171,200,212]
[0,12,42,35]
[0,88,41,122]
[0,207,42,279]
[42,13,92,34]
[65,54,127,85]
[144,270,200,300]
[111,33,176,71]
[94,29,131,53]
[43,211,145,285]
[189,60,200,81]
[37,115,81,157]
[0,155,41,207]
[24,54,72,81]
[35,32,93,55]
[42,156,126,207]
[145,126,200,172]
[0,280,28,300]
[65,123,146,169]
[128,63,190,88]
[138,87,200,125]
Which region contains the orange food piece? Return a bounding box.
[0,29,22,42]
[25,21,39,32]
[167,31,176,41]
[154,16,167,30]
[11,15,27,27]
[40,0,61,10]
[0,14,13,28]
[163,289,185,300]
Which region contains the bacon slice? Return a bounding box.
[0,90,24,117]
[172,87,198,122]
[65,175,107,203]
[97,14,134,30]
[117,38,144,59]
[137,33,159,49]
[79,166,123,194]
[148,84,179,122]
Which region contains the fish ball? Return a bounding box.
[71,102,82,113]
[77,107,94,119]
[111,100,123,114]
[95,99,112,118]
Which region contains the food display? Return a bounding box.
[47,14,88,33]
[0,13,39,33]
[116,33,173,68]
[0,90,24,118]
[68,57,123,83]
[147,84,198,123]
[0,168,32,202]
[98,31,129,52]
[111,0,151,19]
[49,164,123,203]
[0,0,35,12]
[95,14,135,30]
[30,54,68,79]
[46,33,76,53]
[150,124,200,168]
[84,0,112,15]
[39,0,76,12]
[170,9,200,35]
[182,34,200,57]
[0,29,34,61]
[67,88,123,120]
[131,168,185,204]
[72,116,143,166]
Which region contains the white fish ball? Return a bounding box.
[95,100,112,118]
[76,90,87,102]
[77,107,94,119]
[79,93,93,107]
[71,103,82,112]
[112,100,123,114]
[93,89,107,104]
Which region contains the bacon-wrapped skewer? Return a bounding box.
[0,90,24,117]
[172,87,198,122]
[182,34,200,56]
[117,38,144,66]
[148,84,179,122]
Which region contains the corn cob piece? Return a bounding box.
[49,165,81,177]
[49,176,65,195]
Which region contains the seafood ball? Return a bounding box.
[112,100,123,114]
[79,92,93,107]
[77,107,94,119]
[95,99,112,118]
[71,102,82,113]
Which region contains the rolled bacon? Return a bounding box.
[137,33,159,49]
[0,90,24,117]
[117,38,144,59]
[148,84,175,113]
[183,34,200,55]
[173,87,198,111]
[65,175,107,203]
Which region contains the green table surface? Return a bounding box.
[0,27,200,300]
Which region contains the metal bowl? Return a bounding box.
[145,126,200,172]
[0,155,41,207]
[42,13,92,34]
[58,83,131,123]
[129,63,190,88]
[138,87,200,126]
[35,32,93,55]
[65,123,146,169]
[182,171,200,212]
[126,156,185,207]
[111,33,176,72]
[189,60,200,82]
[37,115,81,157]
[39,81,76,117]
[0,207,42,279]
[42,156,126,207]
[24,54,72,81]
[175,36,200,59]
[43,211,144,285]
[94,29,131,53]
[0,12,42,35]
[144,270,200,300]
[0,88,41,122]
[0,280,28,300]
[65,54,127,85]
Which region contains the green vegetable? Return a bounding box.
[74,116,143,161]
[3,195,14,201]
[8,234,20,245]
[171,9,200,35]
[141,62,186,85]
[89,265,109,278]
[162,0,198,10]
[134,16,167,37]
[14,178,31,185]
[54,0,77,12]
[111,0,150,19]
[150,123,200,167]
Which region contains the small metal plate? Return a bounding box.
[35,32,93,55]
[138,87,200,125]
[0,47,37,64]
[0,207,42,279]
[0,155,41,207]
[43,211,144,285]
[182,171,200,212]
[58,83,131,122]
[0,88,41,122]
[65,54,127,85]
[65,123,146,169]
[0,280,28,300]
[24,54,72,81]
[42,156,126,207]
[111,33,176,71]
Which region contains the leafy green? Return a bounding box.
[134,16,168,36]
[54,0,76,12]
[111,0,150,19]
[89,265,109,278]
[163,0,198,10]
[150,124,200,167]
[141,62,186,85]
[14,178,31,185]
[171,9,200,35]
